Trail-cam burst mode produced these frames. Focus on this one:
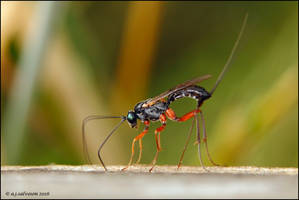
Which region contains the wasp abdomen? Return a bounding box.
[167,85,211,106]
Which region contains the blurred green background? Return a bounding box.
[1,1,298,168]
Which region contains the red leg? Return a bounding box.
[165,108,177,120]
[149,114,166,172]
[136,139,143,164]
[166,108,201,122]
[136,119,150,164]
[122,120,149,171]
[166,107,205,169]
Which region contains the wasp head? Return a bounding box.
[126,110,138,128]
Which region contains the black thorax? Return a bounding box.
[134,85,211,122]
[134,101,168,122]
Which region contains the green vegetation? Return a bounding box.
[1,1,297,167]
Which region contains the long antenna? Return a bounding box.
[97,117,126,171]
[210,13,248,95]
[82,115,126,166]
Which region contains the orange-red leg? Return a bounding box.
[166,107,206,169]
[166,108,201,122]
[136,139,143,164]
[122,120,149,171]
[149,114,166,172]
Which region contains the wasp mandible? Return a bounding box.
[82,13,248,172]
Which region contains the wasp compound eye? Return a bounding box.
[127,111,137,127]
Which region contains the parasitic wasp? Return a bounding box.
[82,13,248,172]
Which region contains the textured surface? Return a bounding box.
[1,165,298,199]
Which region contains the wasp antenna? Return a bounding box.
[210,12,248,95]
[97,117,126,171]
[82,115,126,169]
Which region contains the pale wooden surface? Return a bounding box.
[1,165,298,199]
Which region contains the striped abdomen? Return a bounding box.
[167,85,211,107]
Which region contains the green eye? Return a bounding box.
[127,112,136,123]
[128,113,133,120]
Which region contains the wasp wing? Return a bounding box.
[143,74,212,107]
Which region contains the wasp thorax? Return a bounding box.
[127,111,137,128]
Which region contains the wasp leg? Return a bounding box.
[165,108,201,122]
[195,113,207,171]
[149,114,166,172]
[177,116,195,169]
[166,108,207,169]
[136,139,143,164]
[122,121,149,171]
[200,110,220,166]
